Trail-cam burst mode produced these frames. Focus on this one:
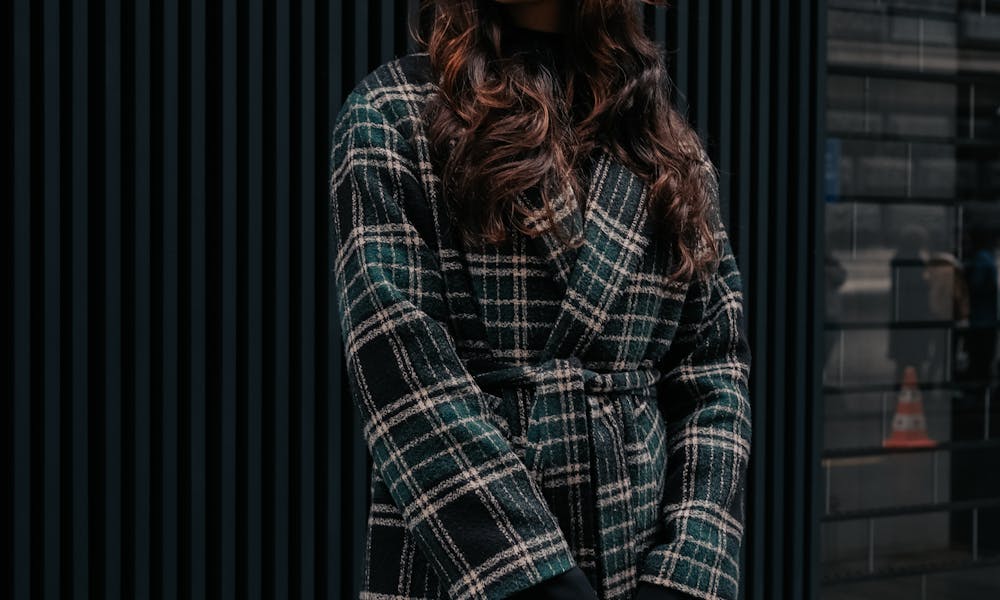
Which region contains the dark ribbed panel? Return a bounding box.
[4,2,824,598]
[653,2,827,599]
[187,0,207,596]
[5,1,366,598]
[10,0,28,598]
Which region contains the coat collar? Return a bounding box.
[521,148,657,362]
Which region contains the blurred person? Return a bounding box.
[956,227,998,383]
[950,226,1000,556]
[887,224,933,384]
[825,251,847,370]
[924,251,969,381]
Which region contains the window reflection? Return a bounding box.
[821,0,1000,596]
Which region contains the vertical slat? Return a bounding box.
[714,0,734,218]
[650,2,667,49]
[330,0,342,106]
[299,0,317,596]
[750,1,772,598]
[71,0,90,595]
[289,5,301,593]
[327,2,344,596]
[42,0,62,596]
[809,3,829,599]
[133,0,153,597]
[790,0,810,595]
[246,0,264,597]
[1,0,11,586]
[354,0,368,86]
[12,0,32,597]
[274,0,291,595]
[380,0,394,63]
[670,0,689,112]
[314,1,332,589]
[161,0,180,596]
[694,0,709,139]
[103,1,122,597]
[220,0,238,597]
[406,0,421,55]
[770,0,790,596]
[188,0,208,596]
[735,0,753,287]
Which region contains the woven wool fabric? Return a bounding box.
[329,53,752,600]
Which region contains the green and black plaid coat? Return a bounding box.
[329,54,752,600]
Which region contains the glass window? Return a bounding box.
[822,0,1000,596]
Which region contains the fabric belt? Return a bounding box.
[466,355,662,596]
[469,355,661,395]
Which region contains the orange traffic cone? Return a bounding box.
[883,366,936,448]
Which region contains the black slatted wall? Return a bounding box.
[3,1,826,598]
[652,3,827,598]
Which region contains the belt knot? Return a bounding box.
[467,355,660,396]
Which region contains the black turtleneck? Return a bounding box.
[499,17,568,73]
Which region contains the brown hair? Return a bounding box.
[413,0,721,281]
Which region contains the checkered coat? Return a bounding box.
[329,53,752,600]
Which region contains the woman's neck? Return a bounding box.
[499,0,564,34]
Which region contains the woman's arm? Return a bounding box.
[330,88,596,600]
[636,191,753,600]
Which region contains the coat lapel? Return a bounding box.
[454,148,657,365]
[517,173,586,294]
[539,149,657,361]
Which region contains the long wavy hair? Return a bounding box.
[413,0,721,282]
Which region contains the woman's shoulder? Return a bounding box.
[332,53,446,247]
[342,52,437,133]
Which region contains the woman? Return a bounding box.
[328,1,752,599]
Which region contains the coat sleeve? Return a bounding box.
[636,178,753,600]
[329,89,590,600]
